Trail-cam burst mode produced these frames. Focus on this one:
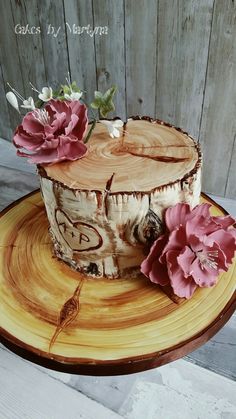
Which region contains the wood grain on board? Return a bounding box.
[0,141,235,380]
[0,190,235,375]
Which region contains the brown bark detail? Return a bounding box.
[104,173,115,217]
[49,279,84,352]
[105,172,115,191]
[125,148,189,163]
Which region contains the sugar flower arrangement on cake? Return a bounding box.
[6,74,123,164]
[141,202,236,299]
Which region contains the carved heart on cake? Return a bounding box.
[55,209,103,252]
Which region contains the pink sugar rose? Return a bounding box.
[13,100,88,164]
[141,203,236,299]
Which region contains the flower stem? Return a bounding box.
[84,119,96,144]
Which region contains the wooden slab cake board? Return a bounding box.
[0,190,235,375]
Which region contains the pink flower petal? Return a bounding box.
[57,136,88,161]
[51,112,67,133]
[21,149,58,164]
[186,215,219,240]
[187,234,204,252]
[167,250,197,299]
[13,99,89,164]
[71,107,88,139]
[40,138,59,150]
[69,100,83,113]
[190,203,211,219]
[177,246,195,278]
[140,234,168,277]
[213,215,235,229]
[165,203,191,231]
[13,128,44,151]
[205,243,228,272]
[149,258,169,286]
[204,229,236,266]
[165,203,212,233]
[22,112,45,134]
[65,113,79,135]
[190,258,218,288]
[160,226,187,263]
[47,100,69,114]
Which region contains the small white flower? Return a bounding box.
[100,119,124,138]
[64,91,83,101]
[21,96,35,110]
[6,91,20,113]
[38,87,53,102]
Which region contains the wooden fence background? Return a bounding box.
[0,0,235,198]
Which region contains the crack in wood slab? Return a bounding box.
[49,279,84,352]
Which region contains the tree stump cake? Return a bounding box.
[38,117,202,278]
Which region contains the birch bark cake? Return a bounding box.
[38,117,202,278]
[6,81,236,303]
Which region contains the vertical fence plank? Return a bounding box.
[64,0,97,107]
[156,0,214,139]
[0,0,25,135]
[125,0,158,118]
[93,0,126,120]
[0,64,12,141]
[10,0,46,97]
[225,135,236,198]
[199,0,236,197]
[38,0,69,87]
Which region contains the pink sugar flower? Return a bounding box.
[141,203,236,299]
[13,100,88,164]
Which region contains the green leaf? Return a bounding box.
[34,99,44,108]
[57,95,66,101]
[71,81,81,93]
[61,84,70,95]
[103,85,117,101]
[58,82,82,99]
[94,91,103,100]
[52,87,63,98]
[90,85,117,117]
[91,98,102,109]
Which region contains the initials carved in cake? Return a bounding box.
[55,209,103,252]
